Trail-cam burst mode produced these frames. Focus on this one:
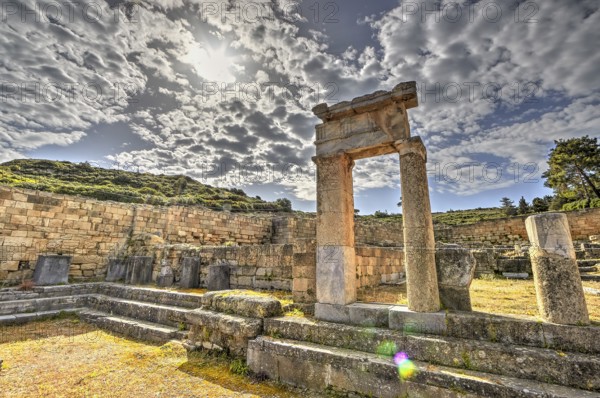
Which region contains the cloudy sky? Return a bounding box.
[1,0,598,213]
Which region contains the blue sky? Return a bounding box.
[2,0,599,213]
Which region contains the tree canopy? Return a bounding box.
[542,136,600,202]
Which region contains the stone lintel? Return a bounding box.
[312,81,417,122]
[313,82,417,159]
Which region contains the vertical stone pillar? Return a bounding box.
[525,213,589,325]
[396,137,440,312]
[313,153,356,305]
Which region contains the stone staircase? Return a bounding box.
[0,283,202,343]
[3,284,600,397]
[249,312,600,397]
[578,258,600,281]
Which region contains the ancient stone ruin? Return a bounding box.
[1,84,600,397]
[312,82,440,314]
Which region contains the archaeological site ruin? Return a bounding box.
[1,84,600,397]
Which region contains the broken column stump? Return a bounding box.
[435,244,476,311]
[525,213,589,325]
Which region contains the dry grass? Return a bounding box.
[0,317,321,398]
[358,279,600,323]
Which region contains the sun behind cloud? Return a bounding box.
[184,44,236,83]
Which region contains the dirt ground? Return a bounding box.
[0,318,323,398]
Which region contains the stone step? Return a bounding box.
[0,283,100,301]
[79,309,186,343]
[248,336,600,398]
[264,317,600,391]
[98,283,203,309]
[86,295,191,329]
[581,274,600,282]
[577,259,600,267]
[0,295,87,316]
[390,306,600,355]
[578,265,598,273]
[0,308,84,326]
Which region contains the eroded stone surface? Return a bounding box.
[207,264,230,291]
[179,257,200,288]
[526,213,589,325]
[397,137,440,312]
[200,290,282,318]
[435,244,476,311]
[32,255,71,286]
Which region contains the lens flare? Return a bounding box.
[394,351,417,380]
[376,340,398,357]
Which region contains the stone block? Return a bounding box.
[435,244,476,311]
[201,291,282,318]
[316,245,356,305]
[207,264,230,291]
[157,264,174,288]
[31,255,71,285]
[180,257,200,288]
[388,305,447,335]
[105,258,127,280]
[125,256,154,285]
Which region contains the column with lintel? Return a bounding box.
[395,137,440,312]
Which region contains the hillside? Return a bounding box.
[1,159,528,225]
[0,159,292,212]
[357,207,509,226]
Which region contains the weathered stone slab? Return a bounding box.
[502,272,529,279]
[201,290,282,318]
[185,308,262,357]
[179,257,200,288]
[125,256,153,285]
[105,258,127,282]
[388,305,447,335]
[525,213,589,325]
[207,264,230,291]
[314,302,391,327]
[315,245,356,305]
[156,263,174,287]
[32,255,71,286]
[435,244,476,311]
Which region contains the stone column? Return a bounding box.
[525,213,589,325]
[313,153,356,305]
[396,137,440,312]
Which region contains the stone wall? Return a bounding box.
[0,186,272,284]
[273,209,600,247]
[439,208,600,246]
[160,244,295,291]
[355,246,404,288]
